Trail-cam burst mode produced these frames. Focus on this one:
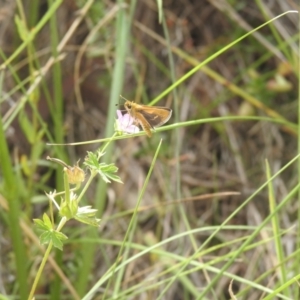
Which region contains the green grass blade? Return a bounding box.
[0,0,63,69]
[76,2,134,296]
[83,139,163,300]
[197,184,300,299]
[0,74,28,299]
[111,139,163,297]
[149,10,298,105]
[266,160,288,297]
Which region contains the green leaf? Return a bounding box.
[84,151,104,169]
[33,218,49,232]
[33,213,53,232]
[34,213,68,250]
[42,213,53,228]
[40,231,52,245]
[18,110,35,144]
[84,151,123,184]
[14,15,28,41]
[39,230,68,251]
[100,163,117,172]
[51,231,68,251]
[75,215,101,227]
[31,139,45,162]
[104,173,123,184]
[98,172,111,183]
[74,205,101,227]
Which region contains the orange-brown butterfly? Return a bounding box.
[122,98,172,137]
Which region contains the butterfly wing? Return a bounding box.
[135,112,153,137]
[137,107,172,128]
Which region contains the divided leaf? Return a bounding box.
[84,151,123,184]
[34,213,68,250]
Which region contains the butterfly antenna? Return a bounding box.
[119,95,128,102]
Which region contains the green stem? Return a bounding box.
[28,242,53,300]
[64,169,70,204]
[28,217,67,299]
[100,132,118,156]
[76,171,97,204]
[76,131,117,204]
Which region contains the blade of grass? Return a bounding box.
[75,1,134,296]
[236,243,299,298]
[134,11,298,135]
[48,0,66,179]
[47,3,66,297]
[2,0,94,133]
[0,0,63,69]
[255,0,294,62]
[95,0,131,216]
[266,160,288,297]
[0,72,28,299]
[111,139,163,298]
[163,11,218,299]
[83,139,163,300]
[156,0,163,24]
[262,275,300,300]
[196,182,300,298]
[147,10,298,105]
[161,12,180,199]
[28,0,40,28]
[80,225,290,300]
[153,152,300,299]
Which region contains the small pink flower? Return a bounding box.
[115,110,139,134]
